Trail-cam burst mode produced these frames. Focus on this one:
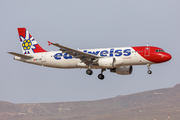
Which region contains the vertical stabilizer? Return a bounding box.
[17,28,47,54]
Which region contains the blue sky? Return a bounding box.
[0,0,179,103]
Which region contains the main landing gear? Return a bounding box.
[86,62,93,75]
[86,68,106,80]
[98,68,106,80]
[147,64,152,74]
[86,69,93,75]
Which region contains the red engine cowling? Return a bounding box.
[110,66,133,75]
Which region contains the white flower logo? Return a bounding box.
[19,30,38,54]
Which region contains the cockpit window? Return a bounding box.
[155,49,165,52]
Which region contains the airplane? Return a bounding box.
[8,28,172,80]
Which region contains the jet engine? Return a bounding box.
[98,57,114,68]
[110,66,133,75]
[98,57,123,68]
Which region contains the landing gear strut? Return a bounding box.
[147,64,152,74]
[86,62,93,75]
[98,68,106,80]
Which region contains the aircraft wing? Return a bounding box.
[48,41,100,60]
[8,52,33,59]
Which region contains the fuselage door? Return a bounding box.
[144,47,150,56]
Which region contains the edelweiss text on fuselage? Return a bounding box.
[54,49,131,60]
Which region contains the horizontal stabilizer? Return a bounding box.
[8,52,33,59]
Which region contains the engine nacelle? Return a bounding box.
[110,66,133,75]
[98,57,114,68]
[98,57,124,68]
[114,57,123,67]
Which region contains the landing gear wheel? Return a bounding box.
[86,69,93,75]
[147,70,152,74]
[147,64,152,74]
[98,74,105,80]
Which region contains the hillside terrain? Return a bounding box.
[1,83,180,120]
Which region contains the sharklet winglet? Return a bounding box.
[48,41,53,46]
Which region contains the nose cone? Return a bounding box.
[162,53,172,62]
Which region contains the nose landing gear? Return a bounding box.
[148,70,152,74]
[147,64,152,74]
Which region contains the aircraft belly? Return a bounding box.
[49,58,80,68]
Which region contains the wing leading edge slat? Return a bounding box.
[51,43,99,59]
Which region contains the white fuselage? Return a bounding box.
[14,47,152,69]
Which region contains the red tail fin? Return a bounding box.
[18,28,47,54]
